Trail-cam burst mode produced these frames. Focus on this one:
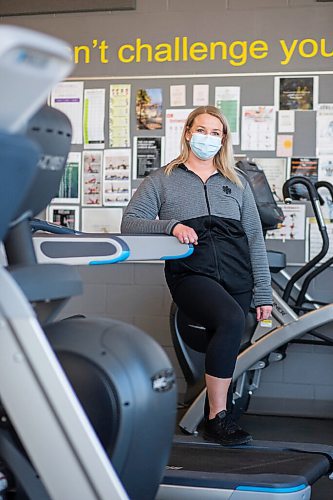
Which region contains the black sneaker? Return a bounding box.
[203,410,252,446]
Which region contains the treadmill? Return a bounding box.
[33,236,333,498]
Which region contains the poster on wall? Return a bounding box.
[241,106,276,151]
[133,136,165,178]
[289,157,319,200]
[193,84,209,106]
[306,218,333,262]
[53,152,81,204]
[215,86,240,145]
[109,84,131,148]
[83,88,105,149]
[274,76,318,111]
[266,204,306,241]
[51,81,84,144]
[278,110,295,133]
[103,149,131,206]
[81,207,123,233]
[318,156,333,219]
[47,205,80,231]
[276,134,293,157]
[82,151,103,206]
[170,85,186,107]
[165,108,193,164]
[136,88,163,130]
[252,157,287,202]
[316,104,333,156]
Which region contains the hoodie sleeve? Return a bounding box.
[121,174,179,235]
[241,181,272,307]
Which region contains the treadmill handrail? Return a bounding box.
[32,219,194,262]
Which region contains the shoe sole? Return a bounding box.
[203,433,253,447]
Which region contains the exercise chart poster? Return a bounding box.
[266,203,306,241]
[103,149,131,206]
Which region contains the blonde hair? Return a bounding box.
[165,105,241,186]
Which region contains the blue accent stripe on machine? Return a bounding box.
[161,245,194,261]
[236,484,307,493]
[89,250,130,265]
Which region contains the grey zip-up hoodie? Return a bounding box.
[121,165,272,307]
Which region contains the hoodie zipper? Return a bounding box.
[204,183,221,281]
[184,167,221,281]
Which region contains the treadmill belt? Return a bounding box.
[164,444,331,489]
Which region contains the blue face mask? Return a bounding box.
[189,133,222,160]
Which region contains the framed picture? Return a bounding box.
[47,205,80,231]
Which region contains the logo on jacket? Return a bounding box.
[223,185,231,194]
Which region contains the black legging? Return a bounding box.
[170,275,252,379]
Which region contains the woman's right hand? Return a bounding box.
[172,223,198,245]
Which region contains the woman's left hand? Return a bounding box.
[256,305,272,321]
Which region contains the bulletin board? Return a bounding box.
[47,72,333,264]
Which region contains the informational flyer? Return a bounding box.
[170,85,186,107]
[318,156,333,219]
[109,84,131,148]
[136,88,163,130]
[54,152,81,204]
[252,157,287,202]
[276,134,293,157]
[289,157,319,200]
[51,81,84,144]
[165,108,193,164]
[81,207,123,233]
[215,86,240,145]
[47,205,80,231]
[103,149,131,206]
[193,84,209,106]
[266,204,306,241]
[316,104,333,156]
[83,88,105,149]
[241,106,276,151]
[306,218,333,262]
[133,136,165,178]
[274,76,318,111]
[82,150,103,206]
[278,110,295,133]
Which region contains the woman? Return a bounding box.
[121,106,272,446]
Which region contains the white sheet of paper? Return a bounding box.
[51,81,84,144]
[241,106,276,151]
[82,150,103,206]
[83,88,105,149]
[170,85,186,107]
[253,157,287,202]
[306,218,333,262]
[165,108,193,164]
[103,149,131,206]
[82,207,123,233]
[277,134,293,157]
[316,104,333,156]
[193,84,209,106]
[266,204,306,241]
[278,110,295,133]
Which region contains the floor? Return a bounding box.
[175,410,333,499]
